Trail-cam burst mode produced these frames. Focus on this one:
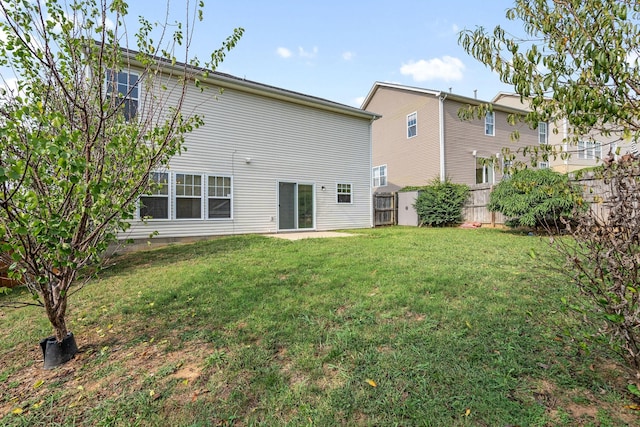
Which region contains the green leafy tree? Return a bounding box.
[459,0,640,157]
[413,178,470,227]
[0,0,242,349]
[488,168,584,227]
[459,0,640,372]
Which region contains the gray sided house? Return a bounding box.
[118,65,380,241]
[362,82,543,192]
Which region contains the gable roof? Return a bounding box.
[361,82,528,115]
[120,47,380,121]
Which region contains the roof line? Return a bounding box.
[119,47,380,120]
[361,81,528,114]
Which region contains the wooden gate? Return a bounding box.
[373,192,396,226]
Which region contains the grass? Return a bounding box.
[0,227,638,426]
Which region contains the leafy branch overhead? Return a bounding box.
[458,0,640,149]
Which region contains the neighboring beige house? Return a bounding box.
[115,52,381,241]
[362,82,543,192]
[493,92,634,173]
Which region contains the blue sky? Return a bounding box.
[126,0,522,108]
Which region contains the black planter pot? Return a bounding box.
[40,333,78,369]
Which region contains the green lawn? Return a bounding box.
[1,227,638,426]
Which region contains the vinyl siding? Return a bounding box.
[124,76,373,239]
[367,86,440,192]
[443,99,538,185]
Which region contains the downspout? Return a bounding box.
[438,92,447,182]
[368,116,376,228]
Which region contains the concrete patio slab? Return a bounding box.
[262,231,358,241]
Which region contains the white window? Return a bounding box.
[476,157,494,184]
[337,183,352,204]
[175,173,203,219]
[538,122,548,144]
[207,175,232,219]
[106,70,139,121]
[407,112,417,138]
[485,112,495,136]
[538,161,550,169]
[578,141,602,160]
[139,172,169,219]
[373,165,387,187]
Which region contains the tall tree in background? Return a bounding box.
[0,0,242,359]
[459,0,640,370]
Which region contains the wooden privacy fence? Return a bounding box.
[373,192,396,226]
[377,178,612,227]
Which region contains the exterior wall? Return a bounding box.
[367,86,440,192]
[443,98,539,185]
[366,84,539,192]
[123,77,374,240]
[493,92,636,173]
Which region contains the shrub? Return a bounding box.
[414,178,470,227]
[488,168,583,228]
[552,155,640,370]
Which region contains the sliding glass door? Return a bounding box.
[278,182,314,230]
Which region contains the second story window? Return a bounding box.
[485,112,495,136]
[106,69,139,121]
[407,112,417,138]
[578,141,602,160]
[373,165,387,187]
[538,122,548,144]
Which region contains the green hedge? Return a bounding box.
[414,179,470,227]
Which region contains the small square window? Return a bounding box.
[337,183,352,204]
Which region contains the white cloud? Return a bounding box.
[342,51,354,61]
[276,47,292,58]
[354,96,365,107]
[298,46,318,59]
[452,24,460,34]
[400,56,465,82]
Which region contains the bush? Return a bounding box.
[488,168,583,228]
[552,155,640,370]
[414,179,469,227]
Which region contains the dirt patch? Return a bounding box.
[0,332,216,419]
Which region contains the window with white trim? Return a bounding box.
[476,157,494,184]
[538,122,548,144]
[485,112,495,136]
[407,112,417,138]
[207,175,232,219]
[106,70,139,121]
[373,165,387,187]
[577,141,602,160]
[139,172,169,219]
[175,173,202,219]
[337,183,352,204]
[538,161,550,169]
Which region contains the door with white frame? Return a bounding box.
[278,181,314,231]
